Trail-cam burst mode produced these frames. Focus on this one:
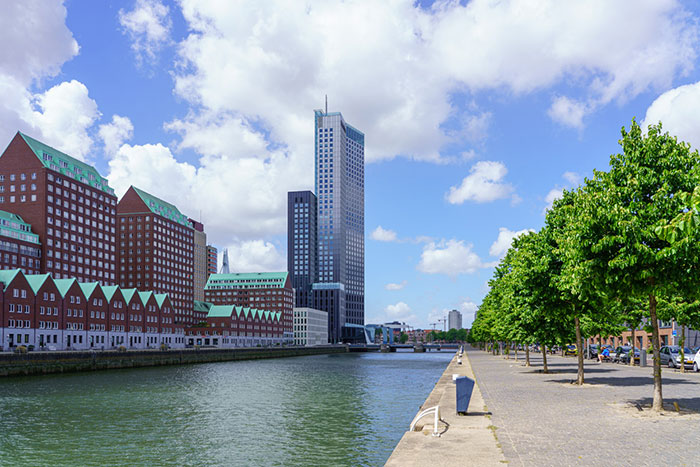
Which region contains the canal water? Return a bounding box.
[0,350,453,466]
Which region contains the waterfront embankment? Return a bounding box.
[0,345,347,377]
[386,350,506,466]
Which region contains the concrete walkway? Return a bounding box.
[386,351,507,466]
[468,348,700,466]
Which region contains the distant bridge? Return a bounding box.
[347,343,461,352]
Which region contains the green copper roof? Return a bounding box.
[131,186,190,227]
[25,273,51,294]
[154,293,169,307]
[53,278,77,298]
[0,210,39,244]
[101,285,121,302]
[18,132,114,195]
[78,282,99,299]
[205,272,289,289]
[194,300,213,312]
[207,305,234,318]
[137,290,153,305]
[120,288,138,304]
[0,269,22,290]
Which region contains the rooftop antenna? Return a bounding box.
[325,94,328,114]
[220,249,230,274]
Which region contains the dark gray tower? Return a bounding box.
[287,191,317,308]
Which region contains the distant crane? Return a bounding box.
[438,318,447,332]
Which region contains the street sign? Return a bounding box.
[672,330,677,336]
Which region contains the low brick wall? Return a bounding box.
[0,345,348,377]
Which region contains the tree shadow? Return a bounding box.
[626,397,700,412]
[545,376,699,387]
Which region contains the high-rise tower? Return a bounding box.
[313,109,365,341]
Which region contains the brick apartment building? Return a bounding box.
[0,132,117,283]
[117,186,195,326]
[206,244,217,277]
[204,272,294,342]
[0,210,42,274]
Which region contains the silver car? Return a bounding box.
[659,346,694,368]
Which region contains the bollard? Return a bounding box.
[639,350,647,367]
[458,358,462,365]
[455,376,475,413]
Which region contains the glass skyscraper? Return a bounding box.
[287,109,365,343]
[315,109,365,341]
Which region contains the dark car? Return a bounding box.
[618,346,641,364]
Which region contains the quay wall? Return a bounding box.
[0,345,348,377]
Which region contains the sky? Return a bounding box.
[3,0,700,329]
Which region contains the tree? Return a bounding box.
[578,120,700,411]
[399,332,409,344]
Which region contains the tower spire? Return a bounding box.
[325,95,328,114]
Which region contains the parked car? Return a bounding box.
[618,347,641,364]
[694,349,700,372]
[658,345,694,368]
[587,344,599,360]
[564,344,577,356]
[611,346,631,363]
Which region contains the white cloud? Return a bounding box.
[27,80,100,161]
[106,140,307,243]
[371,226,398,242]
[119,0,172,65]
[384,302,417,323]
[99,115,134,155]
[643,81,700,150]
[548,96,589,129]
[563,171,582,185]
[543,188,564,213]
[224,239,286,272]
[446,161,514,204]
[418,239,490,277]
[385,281,407,291]
[489,227,535,258]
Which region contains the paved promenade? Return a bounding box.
[386,352,506,466]
[467,348,700,466]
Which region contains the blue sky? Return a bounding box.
[3,1,700,329]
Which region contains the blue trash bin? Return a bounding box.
[455,376,474,413]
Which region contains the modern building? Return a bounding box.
[204,272,293,342]
[293,307,328,346]
[188,218,207,302]
[313,109,365,342]
[117,186,194,326]
[448,309,462,330]
[0,132,117,283]
[0,268,185,351]
[288,190,317,308]
[206,245,218,278]
[0,211,42,274]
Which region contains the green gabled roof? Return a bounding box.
[53,278,78,298]
[131,186,190,227]
[263,310,270,320]
[78,282,100,299]
[233,305,243,317]
[18,132,114,195]
[205,272,289,289]
[154,293,169,307]
[241,307,251,318]
[207,305,234,318]
[120,288,138,304]
[25,273,51,294]
[0,269,22,290]
[101,285,121,302]
[0,210,39,244]
[194,300,213,312]
[137,291,153,305]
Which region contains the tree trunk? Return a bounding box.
[649,293,663,412]
[514,344,518,362]
[629,327,636,366]
[575,316,584,385]
[680,325,686,374]
[542,344,549,373]
[492,341,496,355]
[525,346,530,366]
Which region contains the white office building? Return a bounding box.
[294,307,328,346]
[448,309,462,331]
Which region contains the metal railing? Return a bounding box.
[409,405,442,437]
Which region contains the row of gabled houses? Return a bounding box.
[0,269,284,351]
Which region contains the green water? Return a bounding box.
[0,351,453,466]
